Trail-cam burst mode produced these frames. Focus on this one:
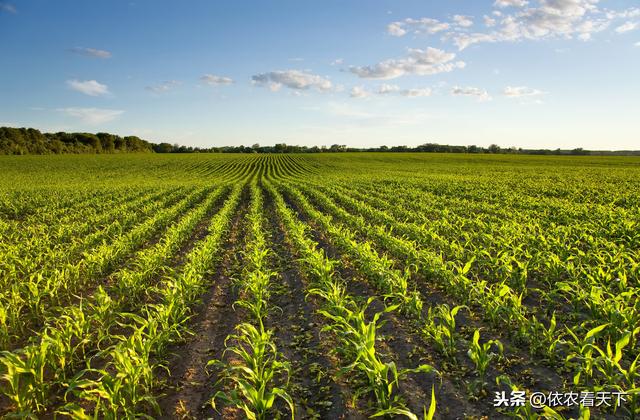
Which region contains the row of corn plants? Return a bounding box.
[0,186,206,350]
[0,188,173,274]
[0,187,167,252]
[0,185,227,416]
[318,180,636,348]
[209,181,294,419]
[0,188,184,318]
[302,180,638,418]
[265,179,437,419]
[55,184,243,418]
[282,182,511,398]
[327,180,640,369]
[280,181,424,317]
[0,186,147,227]
[336,180,638,329]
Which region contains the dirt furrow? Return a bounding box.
[263,185,361,419]
[156,187,249,419]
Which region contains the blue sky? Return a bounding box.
[1,0,639,149]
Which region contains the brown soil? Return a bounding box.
[156,186,248,419]
[263,185,363,419]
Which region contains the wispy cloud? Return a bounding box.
[69,47,112,59]
[494,0,528,8]
[451,86,491,101]
[615,21,639,33]
[453,15,474,28]
[377,84,399,95]
[252,70,332,92]
[349,47,465,80]
[145,80,181,93]
[200,74,234,86]
[0,2,16,13]
[503,86,545,97]
[376,84,433,97]
[400,88,433,97]
[350,86,371,98]
[66,79,110,96]
[57,108,124,125]
[606,8,640,20]
[350,84,433,99]
[402,1,640,51]
[387,18,450,37]
[484,15,497,27]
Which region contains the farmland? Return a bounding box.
[0,153,638,419]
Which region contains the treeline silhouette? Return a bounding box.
[2,127,638,156]
[1,127,152,155]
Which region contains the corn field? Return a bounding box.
[0,153,638,419]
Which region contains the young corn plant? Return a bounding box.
[422,304,467,363]
[209,323,294,420]
[528,312,564,362]
[0,343,51,416]
[318,298,437,417]
[467,329,503,395]
[588,330,640,418]
[565,323,609,387]
[210,183,293,419]
[612,350,640,419]
[233,248,276,323]
[60,320,163,419]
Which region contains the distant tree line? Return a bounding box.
[151,142,352,154]
[0,127,153,155]
[153,142,639,156]
[2,127,638,156]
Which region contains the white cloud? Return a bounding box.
[387,18,450,37]
[58,108,124,125]
[451,86,492,101]
[494,0,528,8]
[377,84,400,94]
[634,41,640,46]
[200,74,234,86]
[444,0,632,50]
[66,79,110,96]
[69,47,112,59]
[252,70,332,92]
[349,47,465,80]
[503,86,545,97]
[387,22,407,36]
[331,58,344,66]
[606,8,640,20]
[0,2,16,13]
[453,15,474,28]
[349,84,432,98]
[484,15,497,27]
[401,88,432,97]
[350,86,371,98]
[145,80,181,93]
[615,21,639,33]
